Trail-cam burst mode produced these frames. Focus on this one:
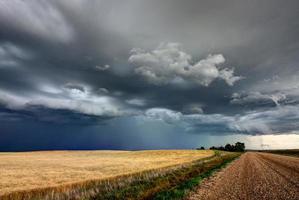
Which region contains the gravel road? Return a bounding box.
[186,152,299,200]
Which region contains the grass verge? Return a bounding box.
[153,152,239,200]
[92,151,240,200]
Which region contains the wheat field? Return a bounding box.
[0,150,213,196]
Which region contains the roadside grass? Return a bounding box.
[92,151,240,200]
[153,151,240,200]
[1,151,240,200]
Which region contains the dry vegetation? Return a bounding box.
[0,150,213,198]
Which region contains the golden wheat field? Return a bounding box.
[0,150,213,196]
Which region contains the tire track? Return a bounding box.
[252,153,297,199]
[257,153,299,174]
[257,154,299,187]
[186,152,299,200]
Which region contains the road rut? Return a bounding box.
[186,152,299,200]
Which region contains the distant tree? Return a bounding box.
[235,142,245,152]
[209,142,245,152]
[196,146,205,150]
[225,144,232,151]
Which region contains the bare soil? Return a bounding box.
[186,152,299,200]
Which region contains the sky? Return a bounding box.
[1,0,299,151]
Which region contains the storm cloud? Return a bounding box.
[0,0,299,150]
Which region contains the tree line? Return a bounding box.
[197,142,245,152]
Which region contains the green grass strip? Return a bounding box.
[153,155,239,200]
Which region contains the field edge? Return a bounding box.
[153,152,240,200]
[1,151,241,200]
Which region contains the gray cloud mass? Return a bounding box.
[0,0,299,150]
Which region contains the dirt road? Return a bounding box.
[186,152,299,200]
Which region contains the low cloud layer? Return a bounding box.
[0,86,130,117]
[143,106,299,134]
[230,92,287,107]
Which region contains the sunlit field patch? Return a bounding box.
[0,150,213,196]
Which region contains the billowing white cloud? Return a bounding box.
[129,43,243,86]
[219,68,244,86]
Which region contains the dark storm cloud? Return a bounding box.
[0,0,299,147]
